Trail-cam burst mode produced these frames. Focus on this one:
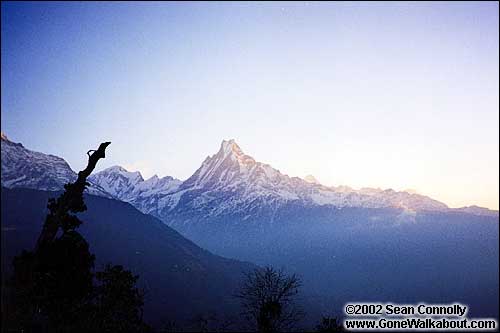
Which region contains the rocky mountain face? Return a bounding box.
[1,133,75,191]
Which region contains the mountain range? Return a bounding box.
[1,133,499,322]
[1,134,258,328]
[89,139,498,218]
[2,133,496,219]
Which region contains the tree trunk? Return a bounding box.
[35,142,111,250]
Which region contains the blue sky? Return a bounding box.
[1,1,498,209]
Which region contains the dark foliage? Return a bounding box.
[315,316,343,332]
[186,311,236,332]
[8,232,95,330]
[86,264,150,331]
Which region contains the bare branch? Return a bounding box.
[235,266,304,332]
[35,142,111,249]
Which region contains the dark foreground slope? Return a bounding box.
[1,187,256,328]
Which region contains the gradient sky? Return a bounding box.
[1,1,499,209]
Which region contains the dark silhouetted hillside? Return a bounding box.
[1,187,257,328]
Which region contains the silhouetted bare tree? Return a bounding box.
[236,266,304,332]
[4,142,150,331]
[35,141,111,248]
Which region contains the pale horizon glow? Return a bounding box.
[1,2,499,209]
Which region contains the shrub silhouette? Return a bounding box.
[236,266,304,332]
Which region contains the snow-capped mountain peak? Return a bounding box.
[219,139,256,167]
[304,175,319,184]
[220,139,244,157]
[89,165,181,207]
[2,136,497,221]
[157,140,458,219]
[181,139,259,190]
[97,165,144,184]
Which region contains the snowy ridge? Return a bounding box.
[1,135,497,220]
[89,166,182,211]
[148,139,454,220]
[453,205,499,217]
[1,135,111,197]
[88,165,145,201]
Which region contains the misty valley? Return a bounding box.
[1,135,498,331]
